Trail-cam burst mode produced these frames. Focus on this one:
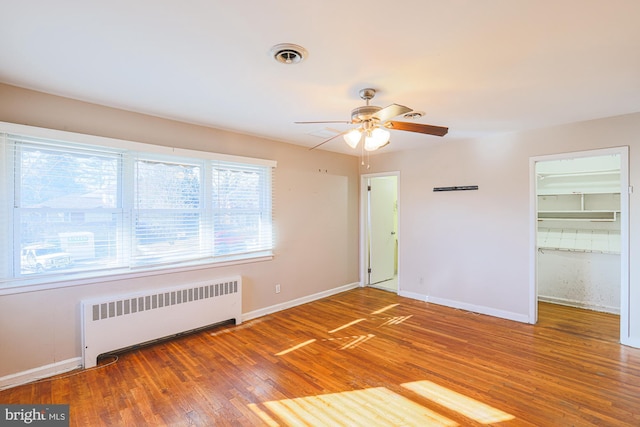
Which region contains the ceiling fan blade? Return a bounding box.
[373,104,412,123]
[386,121,449,137]
[295,120,352,124]
[308,130,348,150]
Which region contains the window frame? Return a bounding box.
[0,122,276,294]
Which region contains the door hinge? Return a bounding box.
[367,185,371,191]
[368,268,372,274]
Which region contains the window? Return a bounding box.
[0,128,275,285]
[133,156,204,266]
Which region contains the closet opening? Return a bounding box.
[530,147,629,344]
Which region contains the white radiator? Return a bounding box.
[81,276,242,368]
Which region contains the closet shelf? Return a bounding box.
[538,210,618,222]
[537,190,621,196]
[536,170,620,195]
[537,192,620,222]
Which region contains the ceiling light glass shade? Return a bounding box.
[343,128,362,148]
[364,128,390,151]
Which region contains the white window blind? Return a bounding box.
[133,156,205,266]
[0,129,275,285]
[212,161,273,257]
[10,135,125,276]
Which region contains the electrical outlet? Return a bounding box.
[275,284,281,294]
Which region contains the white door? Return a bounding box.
[368,176,397,288]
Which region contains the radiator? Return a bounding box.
[81,276,242,368]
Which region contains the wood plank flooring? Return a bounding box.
[2,288,639,426]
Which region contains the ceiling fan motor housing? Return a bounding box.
[351,105,382,123]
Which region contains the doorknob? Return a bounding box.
[391,231,396,235]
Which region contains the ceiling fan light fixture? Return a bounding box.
[364,127,390,151]
[343,128,362,148]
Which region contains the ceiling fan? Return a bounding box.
[296,88,448,151]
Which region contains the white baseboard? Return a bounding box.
[396,289,529,323]
[538,295,620,315]
[621,336,640,349]
[429,296,529,323]
[423,295,529,323]
[242,282,361,322]
[0,357,81,391]
[398,290,428,302]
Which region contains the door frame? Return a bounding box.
[360,171,400,292]
[528,146,630,344]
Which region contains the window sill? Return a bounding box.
[0,253,273,296]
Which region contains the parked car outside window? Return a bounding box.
[21,245,72,273]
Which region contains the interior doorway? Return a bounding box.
[529,147,629,345]
[362,173,398,292]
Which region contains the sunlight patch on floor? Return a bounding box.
[250,387,458,427]
[275,339,316,356]
[328,318,366,333]
[338,334,375,350]
[379,315,413,326]
[274,304,410,356]
[323,334,376,350]
[371,304,400,315]
[402,380,515,424]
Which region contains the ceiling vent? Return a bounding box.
[270,43,307,64]
[403,111,424,119]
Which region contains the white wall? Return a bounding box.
[0,84,361,383]
[538,250,620,313]
[366,113,640,345]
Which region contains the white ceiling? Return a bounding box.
[1,1,639,155]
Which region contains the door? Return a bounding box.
[367,175,397,289]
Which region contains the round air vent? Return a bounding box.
[270,43,307,64]
[404,111,424,119]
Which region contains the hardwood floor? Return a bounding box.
[2,288,639,426]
